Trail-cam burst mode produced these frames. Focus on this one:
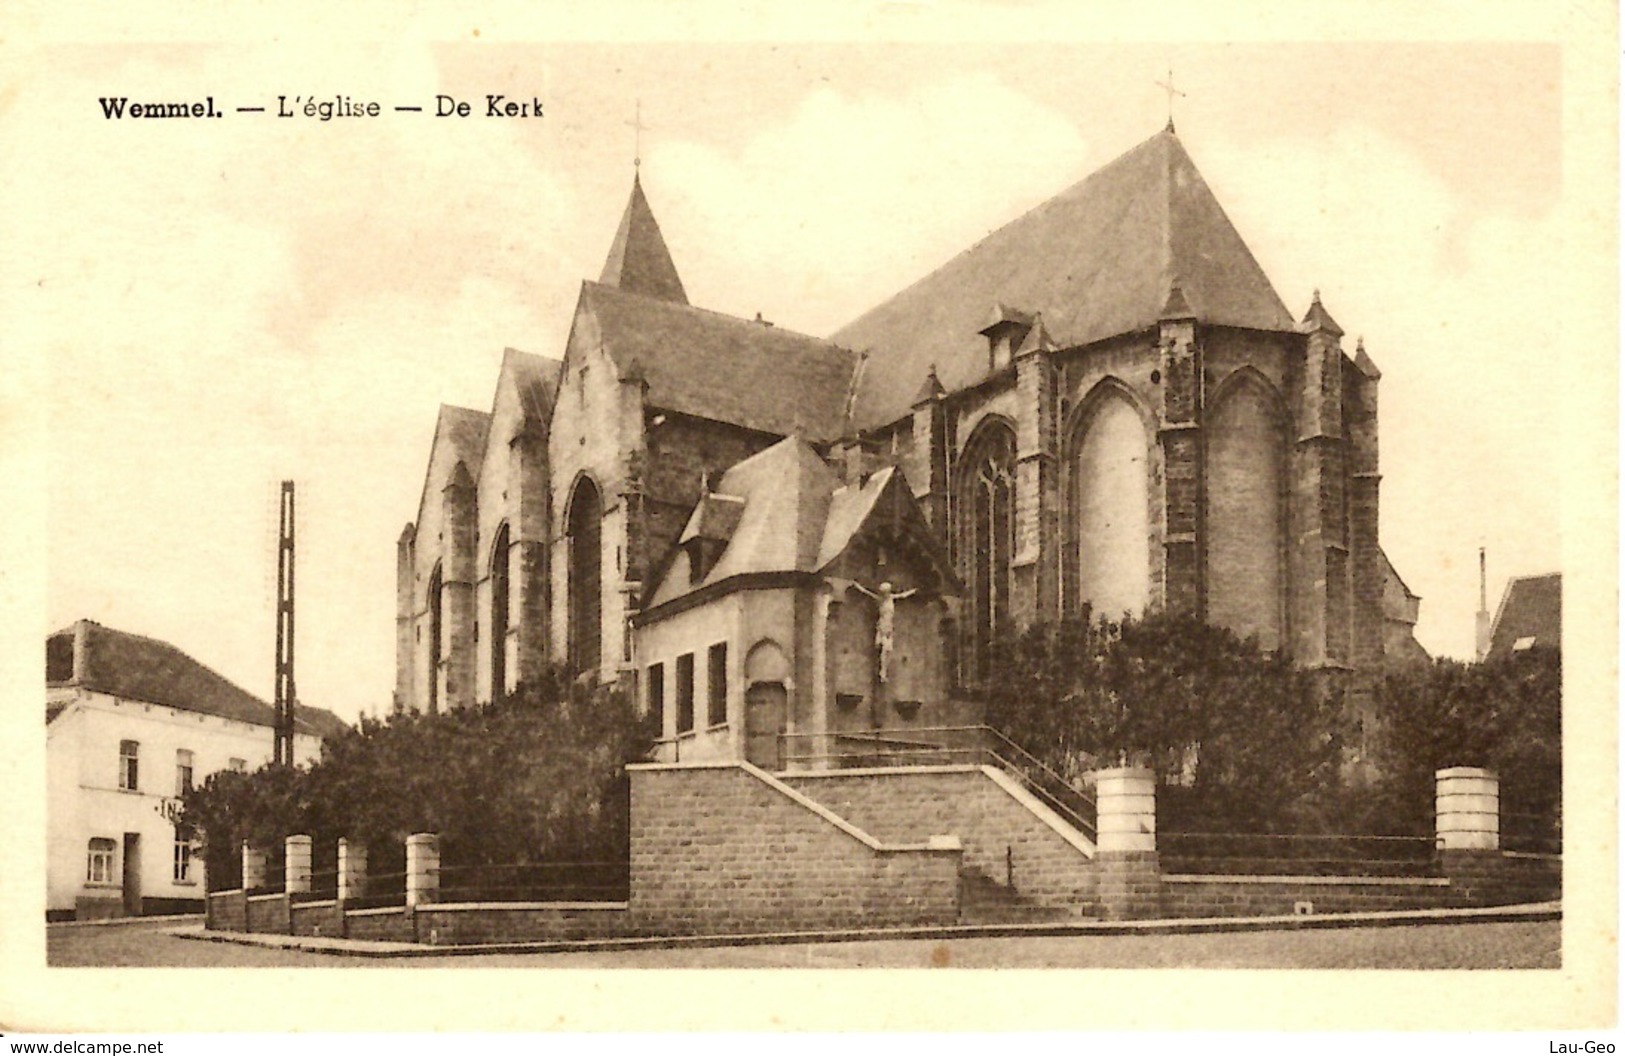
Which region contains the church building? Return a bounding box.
[394,125,1424,755]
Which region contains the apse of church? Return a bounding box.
[395,126,1413,720]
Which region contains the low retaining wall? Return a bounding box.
[344,906,415,943]
[415,902,631,945]
[780,766,1096,911]
[205,890,247,932]
[628,762,963,935]
[245,893,289,934]
[289,900,345,938]
[1162,874,1453,918]
[1443,849,1562,907]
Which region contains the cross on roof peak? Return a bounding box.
[625,99,650,169]
[1155,67,1186,133]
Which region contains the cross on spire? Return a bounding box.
[1155,67,1186,133]
[625,98,650,169]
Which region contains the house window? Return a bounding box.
[86,838,116,884]
[173,827,195,883]
[647,662,665,727]
[118,740,139,791]
[676,653,695,733]
[228,758,247,773]
[707,643,728,727]
[175,749,194,796]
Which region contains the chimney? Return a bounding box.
[1474,547,1491,661]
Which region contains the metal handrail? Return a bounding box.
[779,724,1098,840]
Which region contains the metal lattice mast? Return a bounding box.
[274,481,296,765]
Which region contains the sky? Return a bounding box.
[9,33,1602,726]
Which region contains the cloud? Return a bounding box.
[651,72,1090,334]
[1204,126,1564,657]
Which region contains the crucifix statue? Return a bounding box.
[850,580,918,685]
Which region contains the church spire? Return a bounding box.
[599,172,689,305]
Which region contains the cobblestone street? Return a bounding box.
[47,916,1561,969]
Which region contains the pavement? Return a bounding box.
[175,900,1562,959]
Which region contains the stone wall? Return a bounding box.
[628,762,962,935]
[206,889,246,932]
[244,893,289,934]
[414,903,631,945]
[288,900,345,937]
[780,766,1095,910]
[344,907,415,943]
[1442,850,1562,908]
[1161,874,1452,918]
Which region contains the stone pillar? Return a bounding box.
[1436,767,1499,851]
[1092,766,1161,920]
[1157,292,1202,616]
[511,420,551,685]
[909,367,949,531]
[1014,322,1059,626]
[337,839,368,903]
[1437,767,1506,906]
[406,833,441,908]
[284,834,312,895]
[1346,344,1384,776]
[441,462,478,711]
[1293,291,1349,668]
[241,841,266,891]
[395,523,416,713]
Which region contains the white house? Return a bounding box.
[46,620,346,920]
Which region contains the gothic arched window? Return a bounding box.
[427,562,443,714]
[567,477,603,676]
[1067,385,1151,623]
[954,420,1016,687]
[489,522,510,700]
[1205,372,1286,651]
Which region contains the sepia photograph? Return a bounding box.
[3,1,1616,1036]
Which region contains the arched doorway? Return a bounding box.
[744,639,789,770]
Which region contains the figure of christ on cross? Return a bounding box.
[849,580,918,686]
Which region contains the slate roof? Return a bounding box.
[413,403,491,528]
[1486,573,1561,660]
[582,281,859,443]
[696,438,839,581]
[834,128,1298,429]
[501,347,564,427]
[45,620,348,738]
[646,438,957,611]
[599,173,689,305]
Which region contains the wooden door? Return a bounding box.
[744,682,787,771]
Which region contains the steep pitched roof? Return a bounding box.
[1487,573,1561,660]
[45,620,343,737]
[412,404,491,529]
[500,347,564,426]
[644,438,958,611]
[697,438,839,581]
[581,281,859,442]
[834,128,1297,429]
[599,173,688,305]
